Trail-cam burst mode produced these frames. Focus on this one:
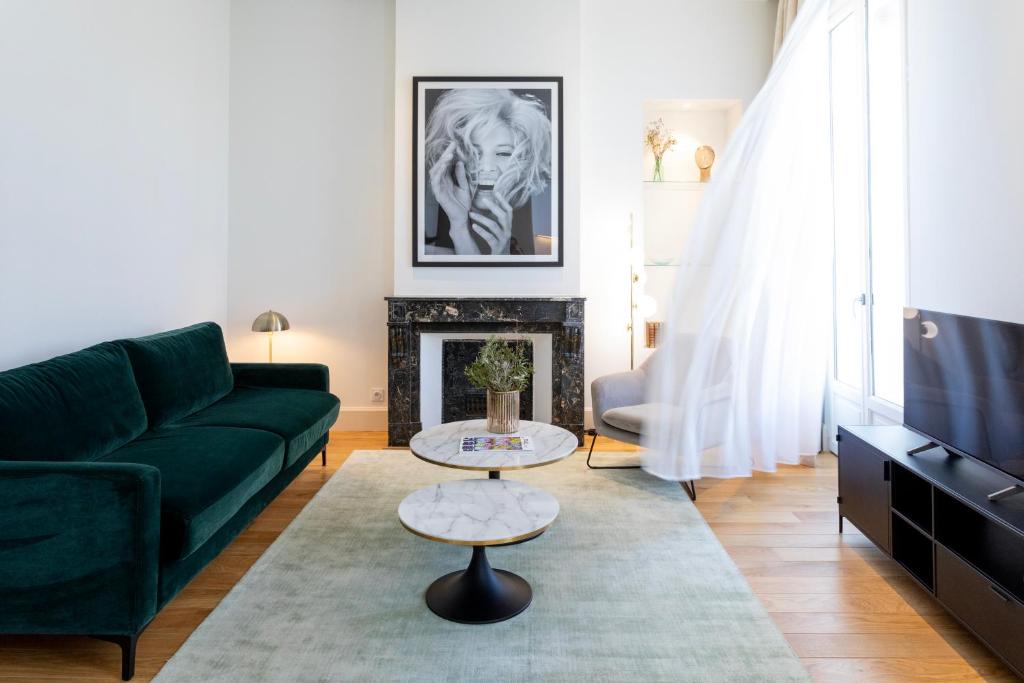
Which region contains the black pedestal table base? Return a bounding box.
[425,545,532,624]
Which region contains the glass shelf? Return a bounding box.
[644,262,680,268]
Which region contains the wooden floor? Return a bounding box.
[0,432,1017,681]
[686,452,1019,682]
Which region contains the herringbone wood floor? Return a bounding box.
[0,433,1016,681]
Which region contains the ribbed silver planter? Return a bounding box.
[486,390,520,434]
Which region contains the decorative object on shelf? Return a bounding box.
[695,145,716,182]
[644,118,677,182]
[645,321,661,349]
[251,310,290,362]
[412,76,563,267]
[465,336,534,433]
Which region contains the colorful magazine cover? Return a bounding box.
[460,436,535,453]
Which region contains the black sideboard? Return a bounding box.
[838,425,1024,677]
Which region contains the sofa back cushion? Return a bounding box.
[0,342,148,461]
[119,322,234,427]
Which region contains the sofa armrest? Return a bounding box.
[591,368,647,433]
[0,461,160,636]
[231,363,330,392]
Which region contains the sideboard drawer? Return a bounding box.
[935,545,1024,675]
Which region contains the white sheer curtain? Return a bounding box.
[643,0,832,481]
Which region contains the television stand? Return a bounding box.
[906,440,943,456]
[838,425,1024,678]
[988,484,1024,501]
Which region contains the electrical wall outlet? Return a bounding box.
[370,388,385,403]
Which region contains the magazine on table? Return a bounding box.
[460,436,535,454]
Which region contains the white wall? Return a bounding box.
[580,0,777,411]
[905,0,1024,324]
[392,0,582,297]
[229,0,774,429]
[0,0,230,370]
[0,0,778,432]
[225,0,395,428]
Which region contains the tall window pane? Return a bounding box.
[831,11,868,392]
[867,0,907,406]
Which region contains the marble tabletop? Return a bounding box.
[398,479,560,546]
[409,419,578,471]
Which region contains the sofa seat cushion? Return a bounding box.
[0,342,147,462]
[118,323,234,428]
[100,426,285,561]
[601,403,658,435]
[173,387,340,467]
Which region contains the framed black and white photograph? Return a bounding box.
[413,76,563,267]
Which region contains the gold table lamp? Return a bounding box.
[251,310,290,362]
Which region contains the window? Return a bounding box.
[827,0,907,449]
[866,0,907,408]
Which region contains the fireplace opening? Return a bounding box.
[441,339,534,423]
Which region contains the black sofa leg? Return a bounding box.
[321,448,327,467]
[95,634,138,680]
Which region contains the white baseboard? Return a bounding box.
[584,407,594,430]
[335,406,388,431]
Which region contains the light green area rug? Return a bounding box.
[154,451,808,682]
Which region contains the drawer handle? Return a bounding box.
[989,584,1015,604]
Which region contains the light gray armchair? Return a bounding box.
[587,351,696,500]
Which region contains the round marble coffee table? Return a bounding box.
[410,419,578,478]
[399,479,559,624]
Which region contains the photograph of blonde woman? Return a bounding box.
[413,78,562,266]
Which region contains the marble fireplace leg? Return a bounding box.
[388,321,420,446]
[553,322,585,445]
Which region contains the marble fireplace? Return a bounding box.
[386,297,585,447]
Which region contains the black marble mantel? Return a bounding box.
[386,297,585,447]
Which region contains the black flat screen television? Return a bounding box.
[904,308,1024,482]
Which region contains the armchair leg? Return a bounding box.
[321,448,327,467]
[95,633,138,680]
[584,431,697,500]
[585,429,641,470]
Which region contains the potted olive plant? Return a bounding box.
[465,337,533,433]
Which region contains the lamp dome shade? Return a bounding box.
[637,294,657,319]
[251,310,290,333]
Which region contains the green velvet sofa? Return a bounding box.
[0,322,340,679]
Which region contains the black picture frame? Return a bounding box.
[412,76,564,267]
